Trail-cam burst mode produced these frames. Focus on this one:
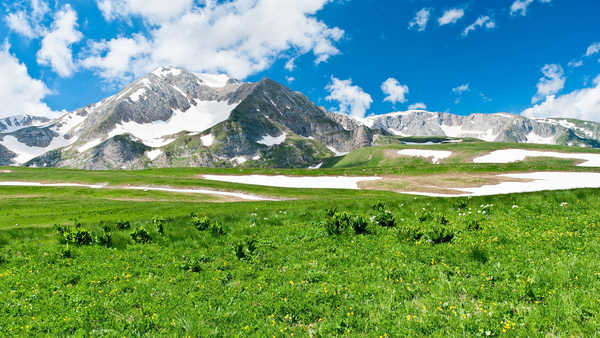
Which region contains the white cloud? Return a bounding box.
[510,0,534,16]
[0,42,59,118]
[585,42,600,57]
[568,59,583,68]
[452,83,470,95]
[438,8,464,26]
[408,102,427,110]
[510,0,551,16]
[462,16,495,36]
[325,77,373,119]
[532,64,565,104]
[285,58,296,72]
[37,4,82,77]
[409,8,430,32]
[80,34,151,86]
[97,0,194,22]
[522,75,600,122]
[381,78,409,104]
[5,0,50,38]
[84,0,344,82]
[286,76,295,83]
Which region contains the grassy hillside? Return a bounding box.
[1,142,600,335]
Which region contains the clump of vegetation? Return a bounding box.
[55,224,94,246]
[96,225,112,247]
[181,255,211,272]
[209,221,226,236]
[152,217,165,235]
[323,210,369,235]
[130,226,151,244]
[116,220,131,230]
[235,237,258,260]
[192,214,211,231]
[373,201,396,227]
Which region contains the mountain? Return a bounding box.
[0,115,49,133]
[1,67,380,169]
[1,67,600,169]
[357,110,600,147]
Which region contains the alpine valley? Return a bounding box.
[1,66,599,169]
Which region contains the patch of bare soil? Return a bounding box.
[358,172,532,195]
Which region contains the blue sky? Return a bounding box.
[1,0,599,121]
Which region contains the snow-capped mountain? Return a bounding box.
[0,115,49,133]
[1,67,377,169]
[1,66,599,169]
[357,110,600,147]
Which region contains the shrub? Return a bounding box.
[152,217,165,235]
[59,246,73,259]
[192,215,211,231]
[397,224,424,241]
[130,226,151,244]
[181,256,210,272]
[351,215,369,234]
[96,229,112,247]
[374,210,396,228]
[209,221,226,236]
[426,224,455,244]
[323,211,352,235]
[235,238,258,260]
[116,220,131,230]
[56,224,94,246]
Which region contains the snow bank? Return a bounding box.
[78,138,103,153]
[0,181,274,201]
[257,133,286,146]
[129,88,147,102]
[146,149,162,160]
[397,149,453,164]
[201,134,215,147]
[473,149,600,167]
[195,73,231,88]
[202,175,381,190]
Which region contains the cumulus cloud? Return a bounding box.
[409,8,431,32]
[5,0,50,38]
[522,75,600,122]
[326,77,373,119]
[408,102,427,110]
[36,4,83,77]
[462,16,495,36]
[0,42,58,118]
[381,78,409,104]
[568,59,583,68]
[585,42,600,57]
[96,0,194,23]
[83,0,344,83]
[532,64,565,104]
[438,8,464,26]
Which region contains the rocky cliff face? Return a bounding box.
[0,115,49,133]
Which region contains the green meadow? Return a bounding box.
[1,142,600,336]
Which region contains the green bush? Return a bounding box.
[235,238,258,260]
[130,226,152,244]
[192,215,211,231]
[351,215,369,234]
[56,224,94,246]
[372,202,396,228]
[116,220,131,230]
[323,211,352,235]
[209,221,226,236]
[152,217,165,235]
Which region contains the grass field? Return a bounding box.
[1,142,600,336]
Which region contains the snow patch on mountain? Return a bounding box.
[201,134,214,147]
[78,138,103,153]
[257,133,286,146]
[146,149,162,161]
[0,135,72,164]
[106,100,238,147]
[526,132,555,145]
[195,73,231,88]
[129,88,147,102]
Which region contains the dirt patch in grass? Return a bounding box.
[0,170,12,173]
[359,172,532,195]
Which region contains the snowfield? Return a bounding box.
[202,175,382,189]
[107,100,238,147]
[0,135,74,164]
[473,149,600,167]
[397,149,453,164]
[257,133,286,146]
[0,181,274,201]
